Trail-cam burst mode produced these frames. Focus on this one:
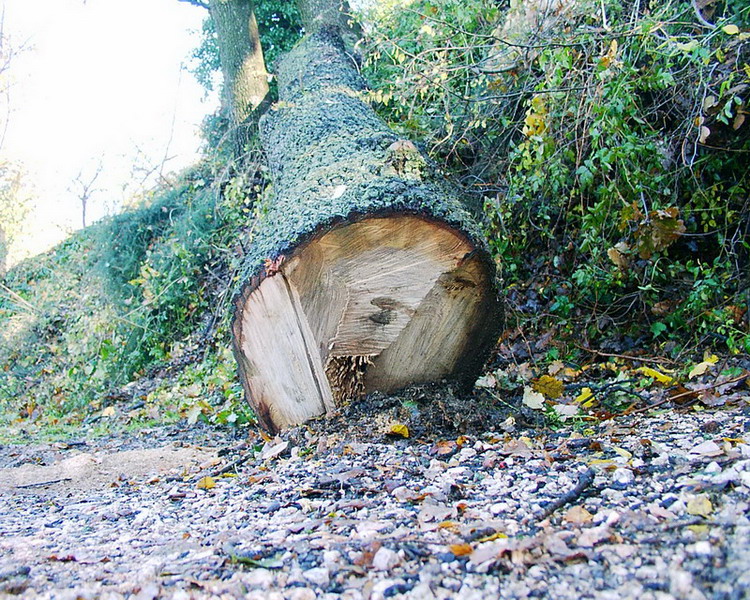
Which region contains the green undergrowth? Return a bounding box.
[362,0,750,363]
[0,161,263,438]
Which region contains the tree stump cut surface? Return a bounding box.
[234,214,496,431]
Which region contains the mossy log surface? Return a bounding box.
[232,28,501,433]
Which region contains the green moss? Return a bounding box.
[238,28,495,290]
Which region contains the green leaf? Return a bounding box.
[650,322,667,338]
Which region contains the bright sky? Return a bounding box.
[2,0,217,257]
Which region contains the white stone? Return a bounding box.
[612,468,635,486]
[288,589,317,600]
[372,546,400,571]
[302,566,330,587]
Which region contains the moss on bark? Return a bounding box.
[237,28,495,287]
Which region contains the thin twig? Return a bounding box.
[574,343,676,365]
[629,372,749,414]
[530,468,597,523]
[15,478,72,489]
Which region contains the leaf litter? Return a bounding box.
[0,361,749,598]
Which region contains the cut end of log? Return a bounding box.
[232,214,499,433]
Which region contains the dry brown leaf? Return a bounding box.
[564,505,593,525]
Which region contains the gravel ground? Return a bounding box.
[1,403,749,600]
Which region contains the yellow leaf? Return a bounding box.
[638,367,676,385]
[688,524,709,536]
[532,375,564,399]
[197,476,216,490]
[102,406,116,418]
[437,521,459,530]
[723,437,746,444]
[449,543,473,557]
[575,387,596,407]
[476,531,508,542]
[688,354,718,379]
[686,495,712,517]
[613,447,632,461]
[722,24,739,35]
[389,423,410,438]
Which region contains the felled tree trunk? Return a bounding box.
[231,28,501,433]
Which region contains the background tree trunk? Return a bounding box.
[231,29,501,433]
[209,0,269,130]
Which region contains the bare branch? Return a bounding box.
[691,0,715,28]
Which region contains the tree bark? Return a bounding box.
[231,28,501,433]
[209,0,269,128]
[0,226,6,276]
[296,0,358,35]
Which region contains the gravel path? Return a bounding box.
[1,407,749,600]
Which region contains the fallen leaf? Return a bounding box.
[564,505,593,524]
[502,438,533,458]
[449,543,473,557]
[548,360,565,376]
[102,406,116,418]
[575,387,596,408]
[433,440,457,455]
[612,447,632,461]
[475,374,496,388]
[197,476,216,490]
[388,423,410,438]
[689,355,719,379]
[47,554,77,562]
[554,404,580,420]
[722,24,739,35]
[533,375,564,399]
[259,440,289,461]
[669,384,699,404]
[522,386,545,410]
[186,404,203,425]
[607,246,629,270]
[688,524,709,536]
[699,126,711,144]
[686,495,713,517]
[638,366,676,386]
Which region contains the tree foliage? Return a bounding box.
[362,0,750,355]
